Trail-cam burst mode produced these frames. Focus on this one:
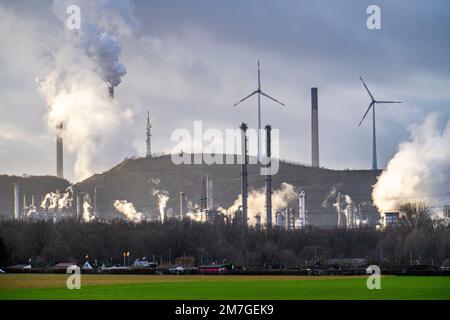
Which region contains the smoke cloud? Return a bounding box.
[37,0,139,181]
[373,114,450,213]
[82,193,95,222]
[41,187,73,211]
[113,199,146,222]
[227,182,297,226]
[152,189,170,223]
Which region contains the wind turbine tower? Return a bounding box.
[359,76,402,171]
[233,61,285,162]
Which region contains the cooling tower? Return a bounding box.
[311,88,319,168]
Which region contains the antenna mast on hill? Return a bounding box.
[146,110,152,158]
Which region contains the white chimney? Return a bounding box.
[299,191,306,228]
[13,183,20,220]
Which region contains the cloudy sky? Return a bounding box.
[1,0,450,182]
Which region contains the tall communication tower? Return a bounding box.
[146,111,152,158]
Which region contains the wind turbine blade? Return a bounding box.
[360,76,375,101]
[232,90,258,107]
[376,101,403,104]
[260,91,285,106]
[359,102,374,127]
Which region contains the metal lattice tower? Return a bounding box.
[146,111,152,158]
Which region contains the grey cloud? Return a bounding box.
[0,0,449,181]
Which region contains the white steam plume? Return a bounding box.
[41,187,73,211]
[113,199,145,222]
[227,182,297,226]
[373,114,450,215]
[82,193,95,222]
[152,189,170,223]
[37,0,139,181]
[322,187,337,208]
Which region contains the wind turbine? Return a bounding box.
[358,76,402,171]
[232,61,285,162]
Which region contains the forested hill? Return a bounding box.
[75,155,381,226]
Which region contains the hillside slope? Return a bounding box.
[75,155,381,226]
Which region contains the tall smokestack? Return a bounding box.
[240,122,248,227]
[311,88,319,168]
[108,85,114,99]
[265,125,272,230]
[56,122,64,178]
[13,183,20,220]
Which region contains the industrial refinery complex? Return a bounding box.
[3,63,450,230]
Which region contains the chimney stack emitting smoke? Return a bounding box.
[265,125,272,230]
[56,122,63,178]
[240,122,248,227]
[39,1,137,182]
[311,88,319,168]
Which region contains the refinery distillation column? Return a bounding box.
[240,123,248,227]
[13,183,20,220]
[179,192,185,220]
[265,125,272,229]
[311,88,319,168]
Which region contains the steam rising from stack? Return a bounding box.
[40,187,73,211]
[373,114,450,217]
[82,193,95,222]
[113,199,145,223]
[152,189,170,223]
[227,182,297,227]
[38,0,138,181]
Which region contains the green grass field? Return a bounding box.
[0,275,449,300]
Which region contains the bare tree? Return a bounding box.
[399,202,433,231]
